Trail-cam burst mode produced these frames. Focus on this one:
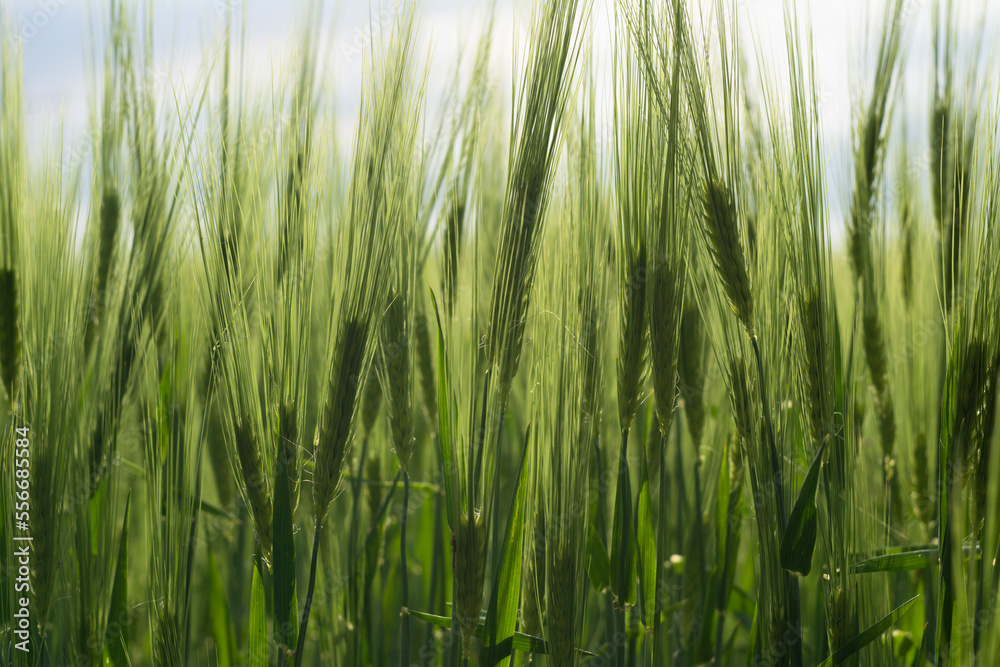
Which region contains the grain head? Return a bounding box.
[314,319,368,520]
[455,509,486,659]
[380,289,415,470]
[234,417,274,557]
[485,0,583,409]
[701,177,754,337]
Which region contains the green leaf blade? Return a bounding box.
[586,517,611,593]
[429,289,457,532]
[207,548,236,667]
[104,492,131,667]
[780,440,826,575]
[248,563,268,667]
[818,595,919,667]
[482,428,531,667]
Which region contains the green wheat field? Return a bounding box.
[2,0,1000,665]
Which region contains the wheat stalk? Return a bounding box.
[296,10,422,664]
[0,27,23,404]
[485,0,583,409]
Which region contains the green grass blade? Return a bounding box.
[409,610,599,658]
[273,452,298,662]
[248,563,267,667]
[855,549,937,574]
[745,605,758,667]
[855,544,978,574]
[637,443,656,625]
[481,426,531,667]
[780,439,827,575]
[429,289,456,532]
[199,500,239,521]
[362,471,400,607]
[817,595,919,667]
[207,548,236,667]
[587,516,611,592]
[105,492,131,667]
[611,431,637,607]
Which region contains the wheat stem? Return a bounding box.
[293,517,323,667]
[654,433,668,664]
[937,417,968,666]
[974,524,986,656]
[594,435,617,649]
[750,335,802,667]
[715,478,740,667]
[346,435,370,660]
[490,410,506,573]
[674,410,687,558]
[400,469,411,667]
[420,446,445,667]
[613,426,630,667]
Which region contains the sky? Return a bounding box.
[6,0,999,236]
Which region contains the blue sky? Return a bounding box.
[7,0,999,237]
